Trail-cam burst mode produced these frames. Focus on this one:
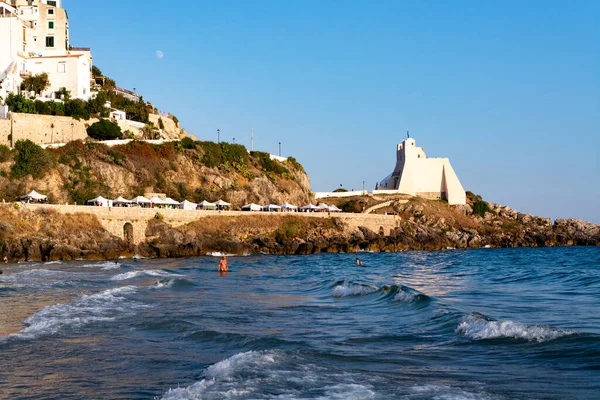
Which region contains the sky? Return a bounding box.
[66,1,599,223]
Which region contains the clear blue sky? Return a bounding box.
[67,1,599,223]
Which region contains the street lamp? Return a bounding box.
[362,180,365,195]
[278,142,281,157]
[217,129,220,143]
[232,137,235,144]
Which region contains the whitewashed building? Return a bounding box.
[376,137,466,205]
[0,0,92,101]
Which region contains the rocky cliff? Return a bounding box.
[0,138,312,207]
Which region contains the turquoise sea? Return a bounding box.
[1,247,599,399]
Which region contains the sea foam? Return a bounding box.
[332,282,378,297]
[111,270,177,281]
[1,286,140,341]
[457,312,575,342]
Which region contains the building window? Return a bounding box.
[45,36,54,47]
[48,21,54,29]
[48,9,54,15]
[57,62,66,73]
[47,1,57,6]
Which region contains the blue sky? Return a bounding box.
[67,1,599,223]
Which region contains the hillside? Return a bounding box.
[0,138,312,207]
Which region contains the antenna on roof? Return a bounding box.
[407,130,410,138]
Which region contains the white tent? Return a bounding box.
[215,199,232,209]
[280,202,298,212]
[179,200,197,210]
[300,203,318,212]
[328,204,342,212]
[197,200,217,210]
[113,196,131,204]
[19,190,47,203]
[86,196,111,207]
[164,197,180,206]
[263,204,281,212]
[131,196,151,204]
[242,203,263,211]
[317,203,329,210]
[149,197,165,205]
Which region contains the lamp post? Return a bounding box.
[362,180,365,195]
[217,128,220,143]
[278,142,281,157]
[232,137,235,144]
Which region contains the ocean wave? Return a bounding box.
[457,312,576,342]
[78,261,122,270]
[407,384,500,400]
[111,270,178,281]
[161,350,376,400]
[206,252,250,257]
[332,281,378,297]
[1,286,141,341]
[0,269,84,288]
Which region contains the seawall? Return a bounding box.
[22,203,399,245]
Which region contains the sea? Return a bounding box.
[0,247,599,399]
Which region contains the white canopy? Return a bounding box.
[197,200,217,208]
[163,197,180,205]
[179,200,197,210]
[300,203,318,211]
[242,203,263,211]
[87,196,109,204]
[317,203,329,210]
[113,196,131,204]
[263,204,281,211]
[149,197,165,205]
[131,196,151,204]
[280,202,298,209]
[328,205,342,212]
[215,199,231,207]
[19,190,47,201]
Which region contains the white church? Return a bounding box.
[376,137,466,205]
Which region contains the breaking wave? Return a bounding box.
[1,286,141,341]
[407,384,500,400]
[457,312,576,342]
[78,261,122,270]
[332,281,378,297]
[111,270,178,281]
[161,350,376,400]
[332,280,430,304]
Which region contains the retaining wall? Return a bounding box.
[23,203,399,245]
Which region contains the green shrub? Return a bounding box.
[11,140,55,179]
[87,119,123,140]
[179,137,197,150]
[472,200,490,217]
[250,151,288,176]
[158,118,165,130]
[285,156,305,172]
[333,187,348,193]
[0,144,11,162]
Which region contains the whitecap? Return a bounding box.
[206,252,249,257]
[2,286,141,341]
[78,261,121,270]
[332,282,378,297]
[408,384,499,400]
[44,260,62,265]
[394,289,418,302]
[457,313,575,342]
[111,270,177,281]
[161,350,376,400]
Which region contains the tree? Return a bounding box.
[21,73,50,95]
[55,87,71,102]
[11,139,55,179]
[87,119,123,140]
[92,65,102,77]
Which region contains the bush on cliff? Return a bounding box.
[87,119,123,140]
[11,140,55,179]
[0,145,11,163]
[250,151,288,177]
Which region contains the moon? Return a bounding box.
[156,50,164,60]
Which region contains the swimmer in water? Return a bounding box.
[218,256,228,275]
[355,258,363,266]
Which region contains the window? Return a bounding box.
[48,9,54,15]
[48,21,54,29]
[45,36,54,47]
[57,62,66,73]
[47,1,57,6]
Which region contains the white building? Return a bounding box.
[376,137,466,205]
[0,0,92,102]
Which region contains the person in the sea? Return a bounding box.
[3,256,7,264]
[218,256,228,274]
[355,258,363,266]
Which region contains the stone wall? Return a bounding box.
[0,119,10,146]
[8,113,89,147]
[23,203,400,245]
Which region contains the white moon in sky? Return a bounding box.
[156,50,164,60]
